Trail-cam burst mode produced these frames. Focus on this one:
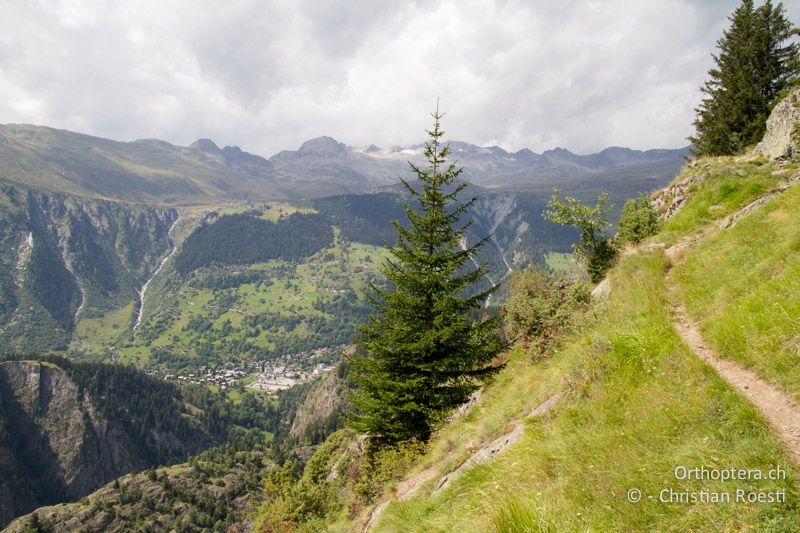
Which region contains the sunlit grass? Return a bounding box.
[544,252,582,276]
[374,251,799,531]
[71,301,135,355]
[658,156,785,243]
[673,182,800,400]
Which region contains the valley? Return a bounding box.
[0,130,675,379]
[2,0,800,530]
[0,121,688,530]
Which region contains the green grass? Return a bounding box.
[374,251,799,531]
[119,236,386,366]
[659,156,789,243]
[544,252,582,276]
[70,302,135,355]
[673,181,800,400]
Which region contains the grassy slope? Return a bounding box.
[657,157,796,245]
[672,165,800,400]
[376,252,798,531]
[372,156,800,531]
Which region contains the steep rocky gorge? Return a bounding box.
[0,360,212,528]
[0,185,177,352]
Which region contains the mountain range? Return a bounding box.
[0,121,688,367]
[0,123,689,204]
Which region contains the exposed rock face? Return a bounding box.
[0,361,210,528]
[0,185,177,351]
[0,362,138,525]
[652,173,702,220]
[755,88,800,160]
[289,365,348,444]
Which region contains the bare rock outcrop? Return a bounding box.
[754,87,800,160]
[0,361,148,527]
[652,173,702,220]
[289,364,348,443]
[0,360,213,528]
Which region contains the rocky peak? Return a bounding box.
[190,138,221,153]
[298,136,349,157]
[542,147,577,159]
[513,148,541,161]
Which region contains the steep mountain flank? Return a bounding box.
[289,363,349,445]
[0,185,177,352]
[5,447,270,532]
[0,124,279,205]
[0,359,218,528]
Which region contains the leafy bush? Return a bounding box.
[255,429,424,531]
[502,268,590,358]
[616,195,660,245]
[587,237,618,284]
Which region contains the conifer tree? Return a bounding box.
[347,108,502,443]
[690,0,798,156]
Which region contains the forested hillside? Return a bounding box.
[174,213,333,274]
[0,355,266,527]
[0,185,176,352]
[1,356,350,532]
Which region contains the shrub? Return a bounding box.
[616,195,660,245]
[543,190,618,283]
[502,268,590,358]
[587,237,618,284]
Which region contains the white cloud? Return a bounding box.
[0,0,796,155]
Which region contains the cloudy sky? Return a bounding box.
[0,0,797,156]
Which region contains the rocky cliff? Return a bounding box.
[0,185,177,352]
[0,360,215,528]
[289,364,349,445]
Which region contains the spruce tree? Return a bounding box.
[347,108,503,443]
[690,0,798,157]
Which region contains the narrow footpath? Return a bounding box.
[665,267,800,466]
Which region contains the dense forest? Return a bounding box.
[313,192,407,246]
[174,213,333,274]
[0,356,221,462]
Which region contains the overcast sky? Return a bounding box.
[0,0,797,156]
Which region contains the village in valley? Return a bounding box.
[158,344,346,392]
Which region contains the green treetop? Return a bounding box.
[347,108,503,443]
[690,0,798,157]
[543,190,617,283]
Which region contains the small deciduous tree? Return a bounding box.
[347,107,503,443]
[543,190,617,283]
